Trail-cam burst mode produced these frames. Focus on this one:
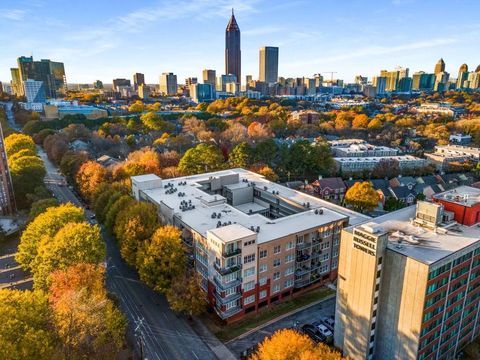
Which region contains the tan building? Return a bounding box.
[289,110,320,125]
[335,199,480,360]
[132,169,368,321]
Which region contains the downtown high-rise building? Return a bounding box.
[457,64,469,89]
[435,58,446,75]
[225,10,241,84]
[259,46,279,84]
[412,71,435,91]
[133,73,145,90]
[203,69,216,87]
[159,72,178,95]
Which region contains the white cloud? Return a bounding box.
[0,9,26,21]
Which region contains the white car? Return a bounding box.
[313,321,333,338]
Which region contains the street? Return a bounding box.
[38,147,217,360]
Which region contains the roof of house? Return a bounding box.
[390,186,417,200]
[312,177,346,190]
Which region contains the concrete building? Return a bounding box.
[138,84,150,100]
[335,155,426,173]
[225,10,241,85]
[133,73,145,90]
[203,69,216,87]
[259,46,279,84]
[23,79,46,104]
[328,139,367,149]
[217,74,237,92]
[412,71,435,91]
[290,110,320,124]
[449,134,472,145]
[112,78,131,90]
[131,169,369,322]
[425,144,480,170]
[190,83,214,103]
[159,72,178,95]
[10,68,24,96]
[335,196,480,360]
[332,143,398,158]
[44,104,108,120]
[413,103,464,118]
[372,76,386,95]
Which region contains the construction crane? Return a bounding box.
[321,71,338,82]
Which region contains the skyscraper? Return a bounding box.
[434,58,445,75]
[159,72,178,95]
[225,9,241,85]
[259,46,279,84]
[133,73,145,90]
[10,68,23,96]
[23,79,46,103]
[203,69,216,87]
[15,57,66,98]
[456,64,469,89]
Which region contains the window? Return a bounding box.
[224,271,239,283]
[244,254,255,264]
[285,267,294,276]
[259,290,267,299]
[244,239,255,247]
[286,241,294,250]
[331,259,338,269]
[225,299,238,310]
[259,249,268,258]
[333,249,339,258]
[333,238,339,246]
[259,277,267,285]
[285,254,295,263]
[274,245,281,254]
[322,253,329,261]
[244,295,255,305]
[284,279,294,288]
[243,267,255,278]
[244,281,255,291]
[273,271,280,280]
[273,258,281,267]
[321,242,330,250]
[272,284,280,293]
[320,264,329,273]
[259,264,268,273]
[225,287,238,297]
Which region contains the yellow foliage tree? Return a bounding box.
[75,161,107,201]
[4,133,36,156]
[344,181,379,213]
[250,329,346,360]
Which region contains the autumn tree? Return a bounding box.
[105,195,135,232]
[9,154,46,206]
[138,225,186,293]
[166,270,206,317]
[372,158,400,179]
[114,201,159,266]
[0,290,56,360]
[28,198,58,222]
[32,222,106,290]
[112,147,161,180]
[76,161,107,201]
[344,181,380,213]
[229,141,252,168]
[128,100,145,113]
[43,133,69,164]
[251,329,346,360]
[247,121,272,142]
[250,163,279,182]
[93,187,123,223]
[4,133,36,156]
[140,111,173,132]
[17,203,85,271]
[59,151,88,183]
[352,114,370,129]
[49,263,126,359]
[178,143,225,175]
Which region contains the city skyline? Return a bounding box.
[1,0,480,84]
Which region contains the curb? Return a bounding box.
[225,293,336,344]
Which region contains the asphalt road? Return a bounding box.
[226,296,336,357]
[38,147,217,360]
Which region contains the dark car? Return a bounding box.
[301,324,325,343]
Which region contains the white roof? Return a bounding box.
[131,174,162,182]
[208,224,256,242]
[141,168,370,244]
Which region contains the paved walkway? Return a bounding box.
[191,318,237,360]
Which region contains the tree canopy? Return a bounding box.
[75,161,107,201]
[4,133,36,156]
[178,143,225,175]
[344,181,380,213]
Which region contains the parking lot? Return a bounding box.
[227,296,336,359]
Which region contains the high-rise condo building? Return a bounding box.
[190,83,214,103]
[435,58,446,75]
[217,74,237,92]
[203,69,216,87]
[335,190,480,360]
[456,64,469,89]
[133,73,145,90]
[159,72,178,95]
[112,78,131,90]
[434,71,450,92]
[185,77,198,86]
[138,84,150,100]
[259,46,279,84]
[0,122,15,215]
[10,68,23,96]
[131,169,368,322]
[412,71,435,91]
[225,10,241,84]
[23,79,46,103]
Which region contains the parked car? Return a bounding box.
[321,316,335,332]
[301,324,325,343]
[313,321,333,338]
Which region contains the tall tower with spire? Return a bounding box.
[434,58,445,75]
[225,9,241,85]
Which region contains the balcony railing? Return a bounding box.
[296,242,312,250]
[223,248,241,257]
[214,263,240,276]
[213,275,242,290]
[214,290,243,305]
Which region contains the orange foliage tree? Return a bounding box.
[75,161,108,201]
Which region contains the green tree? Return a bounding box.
[0,289,56,360]
[114,201,158,266]
[252,139,278,166]
[28,198,58,222]
[138,225,186,293]
[284,140,334,180]
[140,112,173,131]
[344,181,380,213]
[9,155,46,206]
[17,203,85,271]
[93,187,122,223]
[178,143,224,175]
[59,151,88,184]
[229,141,252,168]
[384,197,405,211]
[166,270,206,317]
[32,222,106,290]
[4,133,36,156]
[104,195,135,232]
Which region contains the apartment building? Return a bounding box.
[131,169,369,322]
[333,143,398,158]
[426,144,480,170]
[413,103,465,118]
[335,192,480,360]
[334,155,427,173]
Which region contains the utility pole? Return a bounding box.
[134,317,146,360]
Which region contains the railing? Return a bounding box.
[296,242,312,250]
[213,275,242,290]
[214,263,240,276]
[223,248,241,257]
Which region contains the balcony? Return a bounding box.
[215,304,243,319]
[214,290,243,305]
[214,263,240,276]
[213,275,242,290]
[295,266,311,276]
[296,242,312,250]
[223,247,241,257]
[295,278,314,288]
[296,254,311,263]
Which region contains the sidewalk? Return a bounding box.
[191,317,237,360]
[226,293,336,344]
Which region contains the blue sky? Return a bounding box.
[1,0,479,84]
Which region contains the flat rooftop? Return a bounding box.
[335,155,423,163]
[433,186,480,207]
[139,168,370,244]
[349,206,480,265]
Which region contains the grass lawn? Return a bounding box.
[204,286,335,342]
